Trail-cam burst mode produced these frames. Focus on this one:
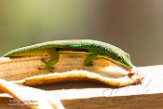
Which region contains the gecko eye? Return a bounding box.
[117,56,123,62]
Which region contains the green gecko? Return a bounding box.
[2,39,134,71]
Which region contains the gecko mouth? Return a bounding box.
[113,63,137,78]
[103,58,136,77]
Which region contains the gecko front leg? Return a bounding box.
[84,53,98,66]
[40,48,59,71]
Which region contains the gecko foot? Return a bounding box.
[39,58,55,72]
[38,66,55,72]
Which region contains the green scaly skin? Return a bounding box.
[2,39,134,70]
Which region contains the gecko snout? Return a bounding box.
[125,67,137,77]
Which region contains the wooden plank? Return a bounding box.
[0,66,163,109]
[0,52,162,109]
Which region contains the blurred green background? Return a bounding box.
[0,0,163,66]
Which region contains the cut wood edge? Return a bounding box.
[12,70,143,87]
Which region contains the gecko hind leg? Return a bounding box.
[40,48,59,71]
[84,53,98,66]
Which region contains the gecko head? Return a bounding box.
[112,52,134,69]
[104,49,134,70]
